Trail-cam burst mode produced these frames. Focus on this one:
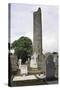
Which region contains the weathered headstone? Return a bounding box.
[20,65,28,75]
[46,54,55,79]
[53,53,58,78]
[10,55,18,72]
[18,59,22,70]
[30,53,38,68]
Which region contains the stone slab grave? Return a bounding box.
[13,74,46,81]
[13,75,37,81]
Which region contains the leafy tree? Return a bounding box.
[11,36,33,64]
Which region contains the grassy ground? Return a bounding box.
[9,69,58,87]
[10,77,58,87]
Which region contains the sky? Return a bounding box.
[10,3,58,53]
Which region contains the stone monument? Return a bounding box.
[20,65,28,75]
[29,8,43,74]
[30,52,38,68]
[33,8,42,69]
[46,54,55,79]
[18,59,22,70]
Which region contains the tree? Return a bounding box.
[11,36,33,64]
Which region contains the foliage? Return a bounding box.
[11,36,33,64]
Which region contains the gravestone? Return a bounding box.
[18,59,22,70]
[46,54,55,79]
[18,59,28,75]
[10,55,18,72]
[20,65,28,75]
[30,53,38,68]
[53,53,58,78]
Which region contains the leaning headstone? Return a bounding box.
[46,54,55,79]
